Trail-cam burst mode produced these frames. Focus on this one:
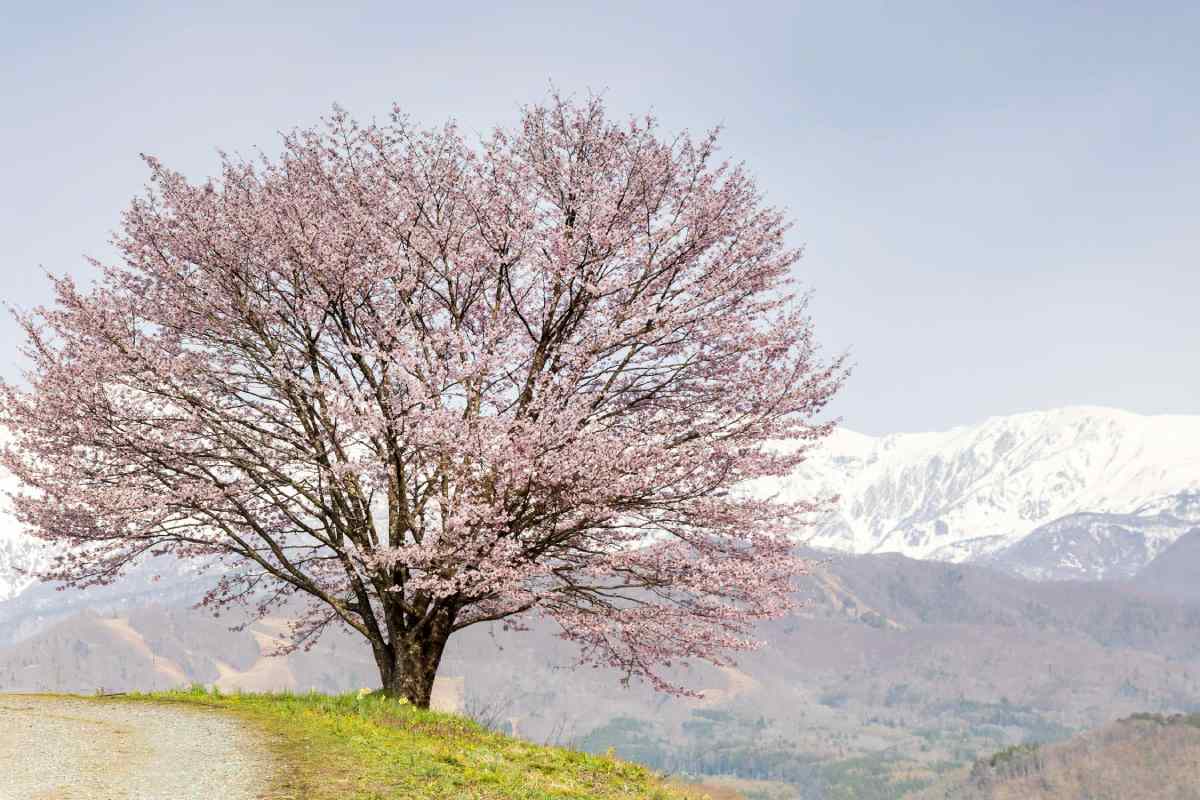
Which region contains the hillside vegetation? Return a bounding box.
[911,713,1200,799]
[113,688,731,800]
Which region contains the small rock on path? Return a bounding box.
[0,695,272,800]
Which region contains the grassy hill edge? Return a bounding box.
[84,687,736,800]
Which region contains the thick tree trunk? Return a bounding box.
[373,613,454,708]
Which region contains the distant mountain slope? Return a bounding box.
[0,553,227,647]
[1132,527,1200,604]
[912,713,1200,799]
[763,406,1200,578]
[983,512,1197,581]
[986,493,1200,581]
[0,605,377,694]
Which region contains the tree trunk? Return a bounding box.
[374,615,454,708]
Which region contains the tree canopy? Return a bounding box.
[0,95,845,705]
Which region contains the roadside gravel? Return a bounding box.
[0,695,272,800]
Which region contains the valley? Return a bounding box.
[3,540,1198,798]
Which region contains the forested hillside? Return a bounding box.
[912,713,1200,799]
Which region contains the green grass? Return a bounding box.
[95,686,725,800]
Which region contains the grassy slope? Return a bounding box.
[104,688,730,800]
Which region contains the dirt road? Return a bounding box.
[0,695,271,800]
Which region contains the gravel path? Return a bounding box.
[0,695,272,800]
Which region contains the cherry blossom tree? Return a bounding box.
[0,96,845,707]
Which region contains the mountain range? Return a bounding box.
[764,405,1200,579]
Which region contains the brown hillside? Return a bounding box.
[912,714,1200,799]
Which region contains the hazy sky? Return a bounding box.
[3,1,1196,435]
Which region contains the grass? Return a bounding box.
[94,686,730,800]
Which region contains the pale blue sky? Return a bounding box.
[3,1,1196,435]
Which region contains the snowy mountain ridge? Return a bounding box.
[765,406,1200,573]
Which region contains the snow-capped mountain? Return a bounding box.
[981,490,1200,580]
[769,406,1200,577]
